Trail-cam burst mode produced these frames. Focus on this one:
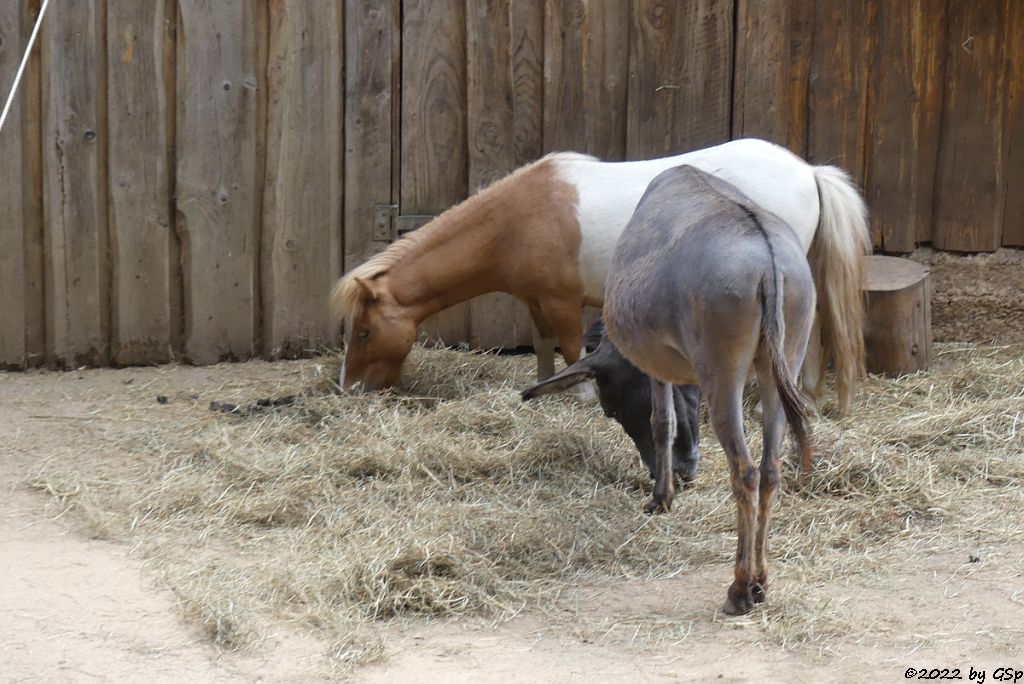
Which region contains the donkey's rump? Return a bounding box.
[603,166,813,387]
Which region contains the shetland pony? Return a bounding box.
[330,138,868,413]
[524,166,815,615]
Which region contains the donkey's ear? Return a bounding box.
[521,359,599,401]
[355,276,386,302]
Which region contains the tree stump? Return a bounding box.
[863,255,933,377]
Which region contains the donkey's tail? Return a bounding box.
[809,165,871,416]
[760,265,814,474]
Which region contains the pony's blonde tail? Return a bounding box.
[809,165,871,416]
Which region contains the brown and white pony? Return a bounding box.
[330,138,869,412]
[526,165,815,615]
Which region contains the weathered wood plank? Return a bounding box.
[807,0,876,188]
[468,0,540,350]
[732,0,788,144]
[785,0,816,156]
[511,0,545,167]
[933,0,1006,252]
[343,0,398,273]
[1003,0,1024,247]
[262,0,343,357]
[42,0,109,367]
[107,0,176,364]
[543,0,629,158]
[866,0,947,253]
[626,0,734,159]
[543,0,585,152]
[176,0,261,363]
[583,1,629,159]
[0,0,30,367]
[468,0,515,192]
[22,0,46,367]
[401,0,470,345]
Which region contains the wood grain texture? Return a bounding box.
[933,0,1006,252]
[583,1,629,159]
[176,0,261,363]
[807,0,876,194]
[467,0,538,349]
[626,0,734,159]
[42,0,109,367]
[866,0,947,253]
[107,0,176,364]
[23,0,46,367]
[1002,0,1024,247]
[784,0,816,156]
[0,0,30,366]
[511,0,545,166]
[732,0,788,144]
[262,0,343,357]
[344,0,398,272]
[543,0,628,157]
[864,256,932,377]
[543,0,585,152]
[401,0,470,345]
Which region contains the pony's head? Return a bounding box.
[331,271,417,392]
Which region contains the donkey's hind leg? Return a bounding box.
[707,379,761,616]
[751,357,786,605]
[645,378,677,514]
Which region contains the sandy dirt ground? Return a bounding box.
[2,250,1023,682]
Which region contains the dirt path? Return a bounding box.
[0,373,327,683]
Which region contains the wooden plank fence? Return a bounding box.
[0,0,1021,369]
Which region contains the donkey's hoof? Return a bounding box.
[721,595,753,616]
[643,497,671,515]
[722,583,755,615]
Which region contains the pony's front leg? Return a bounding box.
[539,298,597,400]
[531,324,557,381]
[645,378,677,514]
[527,303,557,381]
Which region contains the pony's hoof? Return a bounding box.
[752,400,764,419]
[570,380,599,403]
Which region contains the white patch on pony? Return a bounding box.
[338,355,346,390]
[554,138,821,304]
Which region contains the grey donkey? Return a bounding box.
[522,165,816,615]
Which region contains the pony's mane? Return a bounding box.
[328,149,598,328]
[329,231,427,326]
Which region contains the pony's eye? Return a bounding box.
[357,329,370,340]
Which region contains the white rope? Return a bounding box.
[0,0,50,134]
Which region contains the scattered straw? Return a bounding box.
[27,342,1024,674]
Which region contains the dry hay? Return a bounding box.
[28,342,1024,674]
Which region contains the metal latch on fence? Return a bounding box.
[372,203,434,242]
